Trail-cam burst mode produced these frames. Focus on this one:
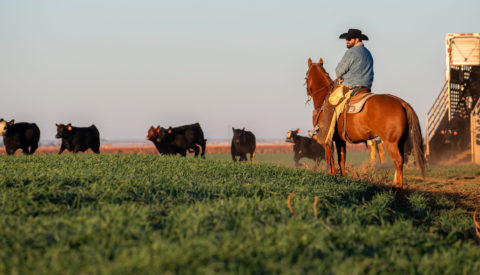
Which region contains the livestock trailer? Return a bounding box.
[426,33,480,163]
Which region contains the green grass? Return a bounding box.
[0,154,479,274]
[206,152,371,169]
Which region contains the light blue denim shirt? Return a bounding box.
[335,44,374,88]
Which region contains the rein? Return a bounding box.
[306,80,334,97]
[305,78,336,105]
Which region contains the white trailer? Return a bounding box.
[426,33,480,163]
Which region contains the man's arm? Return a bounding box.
[335,51,353,80]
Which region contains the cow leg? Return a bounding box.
[29,144,38,154]
[314,158,319,170]
[91,146,100,154]
[250,151,256,162]
[378,141,387,164]
[231,153,237,162]
[58,144,66,154]
[294,154,301,167]
[192,145,200,157]
[240,154,247,161]
[6,147,16,155]
[200,139,207,158]
[22,146,29,154]
[368,140,376,163]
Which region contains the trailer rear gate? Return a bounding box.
[426,33,480,163]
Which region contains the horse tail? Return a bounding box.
[401,100,426,178]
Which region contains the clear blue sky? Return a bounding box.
[1,0,479,141]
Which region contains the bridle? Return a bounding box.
[305,79,334,97]
[304,65,335,104]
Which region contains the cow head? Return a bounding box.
[146,126,169,143]
[146,126,158,141]
[285,129,300,143]
[0,119,6,136]
[0,119,14,136]
[232,127,249,145]
[156,127,173,143]
[55,123,73,138]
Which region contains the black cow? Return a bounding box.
[146,123,206,157]
[146,126,187,156]
[0,119,40,155]
[286,129,325,169]
[231,127,256,162]
[55,123,100,154]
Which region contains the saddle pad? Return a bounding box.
[346,91,376,113]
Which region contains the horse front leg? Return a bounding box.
[335,139,346,176]
[323,144,335,175]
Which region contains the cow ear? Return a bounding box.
[296,129,300,133]
[67,126,72,131]
[168,129,172,134]
[9,120,14,125]
[308,58,312,67]
[0,118,3,122]
[319,58,323,65]
[242,127,245,131]
[156,127,160,133]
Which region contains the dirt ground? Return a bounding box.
[407,175,480,211]
[345,159,480,212]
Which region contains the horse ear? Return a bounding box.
[308,58,312,67]
[319,58,323,65]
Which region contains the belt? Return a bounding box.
[345,85,365,90]
[346,86,369,97]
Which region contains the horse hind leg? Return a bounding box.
[384,141,404,189]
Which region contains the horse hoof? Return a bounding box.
[392,186,402,195]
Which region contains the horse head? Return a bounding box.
[305,58,334,108]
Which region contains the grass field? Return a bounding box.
[1,154,480,274]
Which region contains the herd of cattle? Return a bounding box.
[0,119,326,166]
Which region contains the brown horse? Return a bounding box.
[305,58,425,189]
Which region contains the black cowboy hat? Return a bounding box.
[339,29,369,41]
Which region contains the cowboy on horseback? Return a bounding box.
[312,28,374,145]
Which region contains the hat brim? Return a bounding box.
[339,33,369,41]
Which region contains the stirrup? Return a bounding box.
[308,126,319,137]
